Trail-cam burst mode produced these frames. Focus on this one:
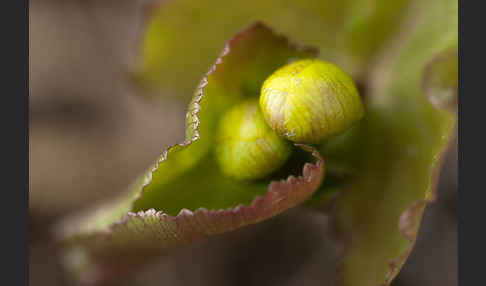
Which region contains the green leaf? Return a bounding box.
[137,0,409,99]
[422,46,458,111]
[318,0,458,285]
[56,23,325,285]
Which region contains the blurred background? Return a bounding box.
[29,0,457,285]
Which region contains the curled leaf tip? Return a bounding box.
[229,21,319,58]
[422,47,458,111]
[398,200,427,242]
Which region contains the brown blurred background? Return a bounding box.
[29,1,457,285]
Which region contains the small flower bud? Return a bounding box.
[216,99,291,180]
[260,59,364,144]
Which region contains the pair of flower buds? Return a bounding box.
[216,59,365,180]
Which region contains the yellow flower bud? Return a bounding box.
[216,99,291,180]
[260,59,364,144]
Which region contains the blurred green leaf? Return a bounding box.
[138,0,408,99]
[324,0,458,285]
[422,46,458,111]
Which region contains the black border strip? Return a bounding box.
[2,0,29,285]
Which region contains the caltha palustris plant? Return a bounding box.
[57,20,457,286]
